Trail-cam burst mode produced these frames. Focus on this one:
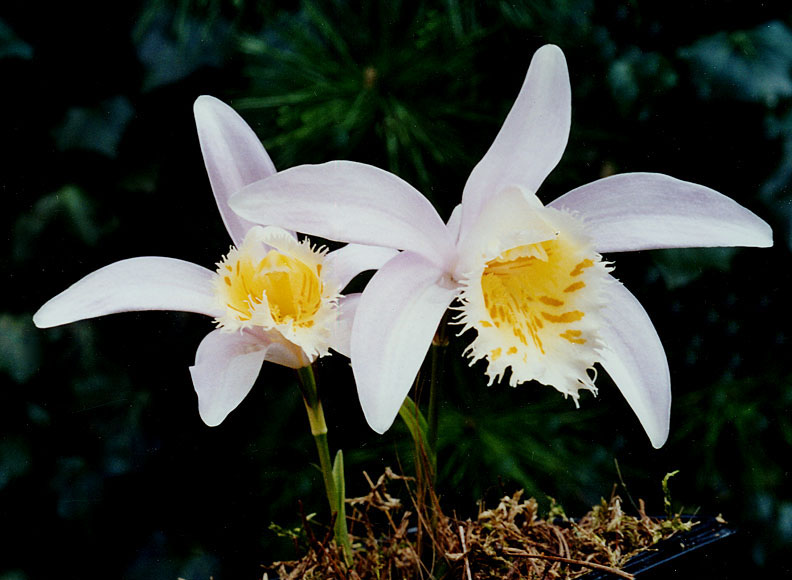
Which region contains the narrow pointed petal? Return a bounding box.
[351,252,458,433]
[194,95,277,246]
[324,244,399,291]
[597,280,671,448]
[549,173,773,252]
[230,161,456,269]
[33,257,221,328]
[330,293,360,357]
[189,329,267,426]
[461,44,571,238]
[446,204,463,243]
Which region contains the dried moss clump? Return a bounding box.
[267,469,694,580]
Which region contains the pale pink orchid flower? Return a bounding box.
[33,95,396,427]
[229,45,773,448]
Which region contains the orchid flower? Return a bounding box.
[229,45,773,448]
[33,95,396,427]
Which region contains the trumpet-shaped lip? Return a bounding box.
[457,206,612,397]
[212,225,341,361]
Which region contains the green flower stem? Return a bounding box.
[398,323,449,491]
[427,342,441,461]
[301,398,334,505]
[399,395,433,474]
[427,317,449,468]
[296,365,353,565]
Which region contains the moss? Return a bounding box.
[266,469,695,580]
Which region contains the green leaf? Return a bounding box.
[398,395,430,448]
[134,10,231,91]
[332,449,346,518]
[0,314,41,383]
[0,437,31,491]
[679,21,792,106]
[653,247,737,289]
[13,185,106,261]
[331,449,353,565]
[53,97,135,158]
[0,18,33,60]
[607,48,678,114]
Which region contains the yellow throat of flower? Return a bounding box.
[212,226,338,360]
[460,210,610,399]
[219,250,322,327]
[481,240,591,354]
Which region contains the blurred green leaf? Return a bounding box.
[236,1,487,196]
[497,0,594,36]
[53,96,135,158]
[436,385,611,505]
[608,48,678,116]
[13,185,106,261]
[135,10,232,91]
[0,18,33,60]
[52,456,104,520]
[0,314,40,383]
[761,109,792,198]
[652,247,738,289]
[761,109,792,250]
[680,21,792,106]
[0,437,31,491]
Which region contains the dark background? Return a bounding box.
[2,1,791,578]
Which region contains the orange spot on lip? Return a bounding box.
[539,296,564,307]
[542,310,585,323]
[560,329,586,344]
[476,234,601,368]
[570,259,594,277]
[564,281,586,293]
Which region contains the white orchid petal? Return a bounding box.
[190,329,267,426]
[33,257,221,328]
[330,293,360,358]
[549,172,773,252]
[190,328,305,427]
[194,95,277,246]
[597,280,671,448]
[446,203,463,244]
[230,161,456,269]
[351,252,457,433]
[324,244,399,291]
[460,44,571,238]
